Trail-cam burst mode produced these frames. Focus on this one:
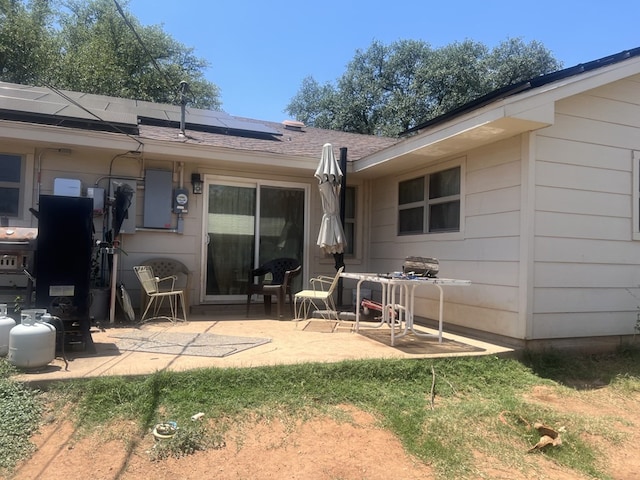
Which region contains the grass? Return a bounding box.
[2,346,640,479]
[0,360,43,471]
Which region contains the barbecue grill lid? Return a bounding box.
[0,227,38,243]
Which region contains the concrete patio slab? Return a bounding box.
[12,313,514,385]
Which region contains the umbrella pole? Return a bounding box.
[333,252,345,307]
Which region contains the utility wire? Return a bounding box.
[10,58,145,149]
[112,0,182,104]
[42,80,144,149]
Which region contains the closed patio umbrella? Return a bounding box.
[315,143,346,306]
[315,143,346,255]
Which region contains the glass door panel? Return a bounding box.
[204,180,306,302]
[205,183,255,298]
[258,186,304,293]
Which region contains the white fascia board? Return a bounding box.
[355,55,640,174]
[0,120,139,151]
[0,120,318,173]
[504,54,640,111]
[505,102,555,124]
[139,137,318,171]
[354,105,510,172]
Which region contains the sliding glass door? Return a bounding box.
[203,178,306,302]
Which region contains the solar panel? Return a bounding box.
[0,96,64,116]
[170,110,226,128]
[0,81,282,137]
[0,84,47,101]
[57,104,138,125]
[220,118,281,135]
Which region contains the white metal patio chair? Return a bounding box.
[133,265,187,323]
[139,258,191,315]
[294,266,344,320]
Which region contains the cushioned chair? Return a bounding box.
[134,265,187,323]
[294,266,344,320]
[246,257,301,318]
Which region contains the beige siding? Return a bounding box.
[19,147,322,309]
[531,79,640,338]
[365,136,524,337]
[364,75,640,341]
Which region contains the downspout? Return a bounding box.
[336,147,348,307]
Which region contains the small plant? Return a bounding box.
[148,422,224,461]
[624,288,640,337]
[0,359,43,473]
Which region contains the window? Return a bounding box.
[0,154,23,218]
[398,166,460,235]
[344,186,355,255]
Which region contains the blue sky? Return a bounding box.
[128,0,640,123]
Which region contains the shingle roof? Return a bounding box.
[0,81,398,161]
[139,119,398,161]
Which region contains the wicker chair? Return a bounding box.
[246,257,301,318]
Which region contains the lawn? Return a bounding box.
[2,346,640,479]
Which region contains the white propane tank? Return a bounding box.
[8,311,56,368]
[0,303,16,357]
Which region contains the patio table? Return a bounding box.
[340,272,471,346]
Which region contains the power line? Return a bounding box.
[9,59,145,148]
[112,0,182,104]
[43,81,145,149]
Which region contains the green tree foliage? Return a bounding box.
[0,0,58,85]
[0,0,220,109]
[286,38,562,136]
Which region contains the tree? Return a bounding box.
[286,38,562,136]
[0,0,221,109]
[0,0,58,85]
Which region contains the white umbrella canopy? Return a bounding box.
[315,143,346,255]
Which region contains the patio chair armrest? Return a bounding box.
[283,265,302,287]
[157,275,178,289]
[310,277,332,292]
[316,274,335,281]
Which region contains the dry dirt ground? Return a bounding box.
[5,387,640,480]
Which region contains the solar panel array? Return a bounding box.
[0,82,281,137]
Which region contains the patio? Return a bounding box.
[12,308,513,385]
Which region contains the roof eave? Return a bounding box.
[355,51,640,177]
[353,102,554,178]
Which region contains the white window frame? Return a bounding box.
[0,153,26,220]
[344,185,356,256]
[398,164,462,235]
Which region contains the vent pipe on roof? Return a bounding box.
[282,119,305,131]
[179,81,188,137]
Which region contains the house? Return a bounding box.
[0,80,397,325]
[360,46,640,350]
[2,45,640,350]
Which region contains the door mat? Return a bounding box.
[110,331,271,358]
[358,328,485,355]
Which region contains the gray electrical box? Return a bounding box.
[143,169,173,229]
